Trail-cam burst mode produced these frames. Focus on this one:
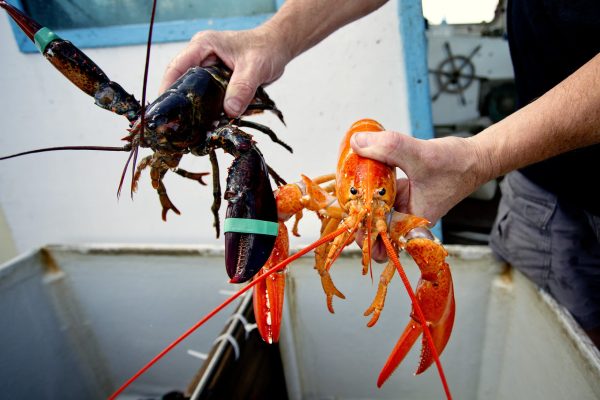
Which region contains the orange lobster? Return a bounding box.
[253,119,455,394]
[110,119,455,399]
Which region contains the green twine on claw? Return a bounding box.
[34,27,61,53]
[223,218,279,236]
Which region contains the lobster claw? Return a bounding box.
[0,1,140,120]
[377,233,455,387]
[253,222,288,343]
[224,147,278,283]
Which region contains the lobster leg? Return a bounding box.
[173,169,210,185]
[267,165,287,187]
[140,153,184,221]
[132,155,153,192]
[0,1,140,121]
[364,260,396,327]
[314,216,341,270]
[235,119,293,153]
[285,174,350,314]
[206,150,222,237]
[133,153,209,223]
[315,220,347,313]
[247,87,286,125]
[318,210,368,313]
[156,180,181,221]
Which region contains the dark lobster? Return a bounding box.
[0,0,291,282]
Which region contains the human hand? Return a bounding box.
[159,25,292,117]
[350,130,485,260]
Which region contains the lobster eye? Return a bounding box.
[378,188,386,196]
[350,187,358,195]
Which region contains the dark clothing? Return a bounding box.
[494,0,600,331]
[491,171,600,330]
[507,0,600,215]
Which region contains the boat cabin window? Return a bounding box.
[423,0,499,25]
[8,0,281,52]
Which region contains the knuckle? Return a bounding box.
[165,57,181,71]
[383,132,407,162]
[230,80,257,98]
[164,57,186,79]
[191,30,216,43]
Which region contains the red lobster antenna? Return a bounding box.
[110,225,453,399]
[108,225,350,399]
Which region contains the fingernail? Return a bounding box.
[353,132,369,148]
[225,98,243,116]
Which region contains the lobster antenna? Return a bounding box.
[129,0,159,198]
[117,149,136,199]
[0,145,130,160]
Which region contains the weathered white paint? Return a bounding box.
[1,245,598,399]
[279,246,600,400]
[0,1,410,253]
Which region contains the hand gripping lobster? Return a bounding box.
[252,119,455,395]
[0,1,290,282]
[109,119,454,399]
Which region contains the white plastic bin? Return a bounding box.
[1,245,598,399]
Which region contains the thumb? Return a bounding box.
[224,65,262,117]
[350,130,420,170]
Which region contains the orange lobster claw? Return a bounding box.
[377,234,455,387]
[253,222,289,343]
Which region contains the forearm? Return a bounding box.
[471,53,600,183]
[262,0,388,59]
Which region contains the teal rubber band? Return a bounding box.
[34,27,61,53]
[224,218,279,236]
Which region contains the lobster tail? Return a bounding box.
[224,147,278,283]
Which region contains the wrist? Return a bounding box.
[464,135,498,190]
[260,15,301,61]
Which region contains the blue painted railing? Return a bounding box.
[397,0,441,238]
[5,0,284,53]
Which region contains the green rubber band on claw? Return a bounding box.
[224,218,279,236]
[34,27,61,53]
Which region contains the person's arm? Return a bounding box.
[351,53,600,223]
[262,0,388,60]
[159,0,388,116]
[472,53,600,182]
